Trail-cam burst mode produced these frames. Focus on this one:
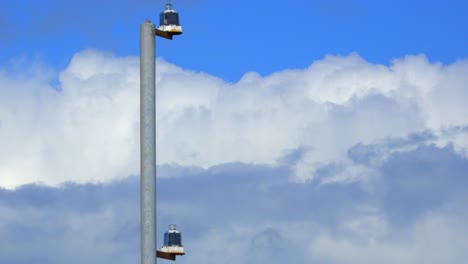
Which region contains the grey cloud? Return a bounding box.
[247,228,291,264]
[380,144,468,228]
[347,130,438,166]
[278,146,310,165]
[1,144,468,263]
[347,126,468,167]
[345,128,468,228]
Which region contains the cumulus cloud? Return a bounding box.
[1,144,467,263]
[1,50,468,188]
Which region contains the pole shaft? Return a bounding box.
[140,21,156,264]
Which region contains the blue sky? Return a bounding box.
[1,0,468,263]
[1,0,467,81]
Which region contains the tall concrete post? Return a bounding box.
[140,20,156,264]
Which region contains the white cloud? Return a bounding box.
[0,50,467,188]
[1,50,140,188]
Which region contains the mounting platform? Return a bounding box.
[156,251,185,261]
[155,29,174,40]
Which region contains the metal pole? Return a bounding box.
[140,20,156,264]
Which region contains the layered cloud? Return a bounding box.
[1,142,467,263]
[1,50,468,262]
[1,50,468,188]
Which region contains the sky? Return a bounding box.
[1,0,468,263]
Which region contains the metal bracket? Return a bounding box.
[155,29,173,40]
[156,251,185,261]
